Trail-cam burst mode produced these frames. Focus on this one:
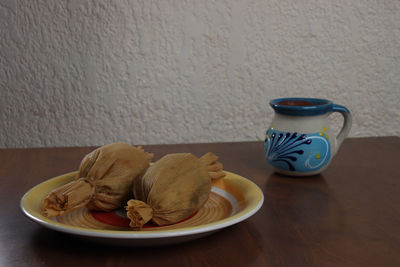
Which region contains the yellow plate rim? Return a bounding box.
[20,171,264,239]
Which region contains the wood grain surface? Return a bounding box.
[1,137,399,266]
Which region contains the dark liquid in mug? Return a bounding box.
[278,100,321,106]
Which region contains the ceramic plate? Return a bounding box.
[21,171,264,246]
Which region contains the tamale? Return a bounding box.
[126,152,225,229]
[41,142,153,217]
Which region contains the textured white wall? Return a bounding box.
[1,0,399,148]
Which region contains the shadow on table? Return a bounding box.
[29,218,264,266]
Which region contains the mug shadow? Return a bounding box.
[263,173,346,250]
[265,173,336,222]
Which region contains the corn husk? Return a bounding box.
[41,142,153,217]
[126,152,225,229]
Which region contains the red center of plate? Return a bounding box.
[91,210,198,228]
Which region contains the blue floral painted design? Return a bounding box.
[264,129,331,173]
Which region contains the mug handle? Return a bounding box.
[331,104,352,155]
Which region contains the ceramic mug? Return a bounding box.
[264,97,352,176]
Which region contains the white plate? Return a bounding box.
[21,171,264,246]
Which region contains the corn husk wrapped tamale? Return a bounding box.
[126,152,225,229]
[41,142,153,217]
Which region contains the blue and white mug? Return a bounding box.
[264,97,352,176]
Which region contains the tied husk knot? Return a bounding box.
[199,152,226,180]
[126,199,153,229]
[40,178,95,217]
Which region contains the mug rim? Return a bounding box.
[270,97,333,116]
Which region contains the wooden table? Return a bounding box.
[1,137,399,266]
